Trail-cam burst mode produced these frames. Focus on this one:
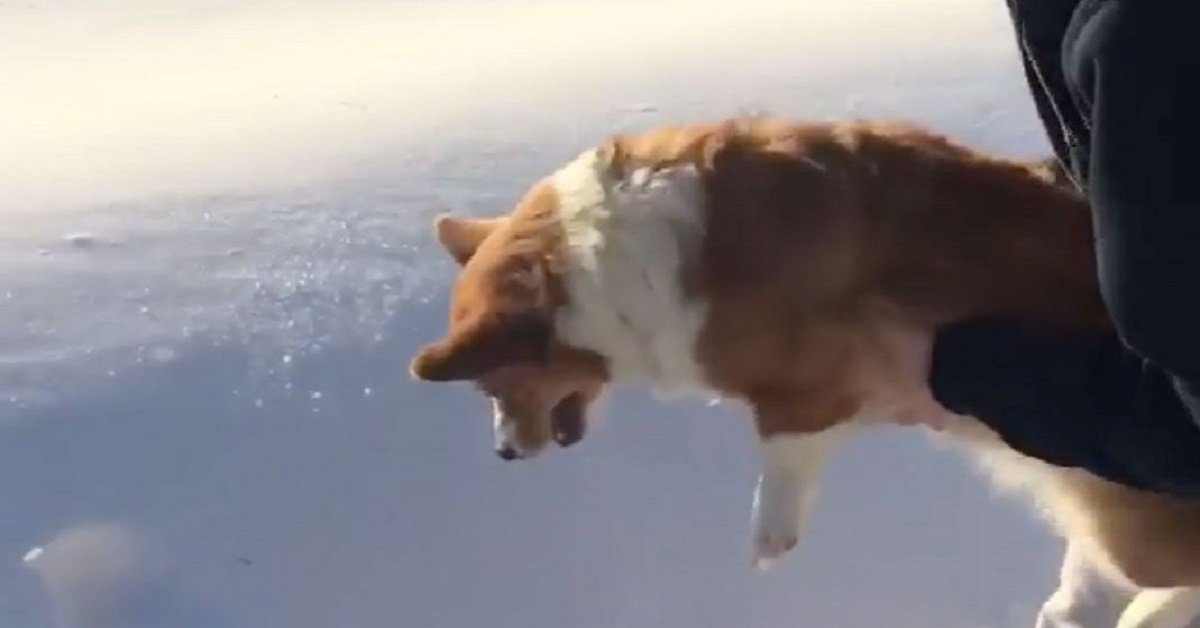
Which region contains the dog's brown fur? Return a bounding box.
[410,117,1200,588]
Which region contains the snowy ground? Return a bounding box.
[2,1,1074,626]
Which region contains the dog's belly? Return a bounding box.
[846,323,956,429]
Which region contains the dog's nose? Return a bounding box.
[495,445,521,461]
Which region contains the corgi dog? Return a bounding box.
[409,117,1200,628]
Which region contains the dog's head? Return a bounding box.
[409,181,610,460]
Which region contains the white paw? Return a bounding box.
[751,530,798,572]
[747,431,841,572]
[749,473,803,572]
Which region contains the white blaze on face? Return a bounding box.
[750,427,846,571]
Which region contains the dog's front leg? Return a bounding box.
[748,394,849,571]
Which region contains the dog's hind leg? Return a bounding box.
[1115,587,1200,628]
[1037,542,1134,628]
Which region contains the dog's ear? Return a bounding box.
[433,214,505,265]
[409,311,551,382]
[596,135,629,180]
[409,334,490,382]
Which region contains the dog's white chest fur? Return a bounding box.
[550,148,710,396]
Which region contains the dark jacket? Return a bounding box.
[928,0,1200,497]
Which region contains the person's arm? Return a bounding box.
[928,0,1200,495]
[1081,0,1200,413]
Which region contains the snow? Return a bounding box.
[23,523,224,628]
[22,547,44,564]
[1,1,1078,626]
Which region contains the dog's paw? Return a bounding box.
[746,431,840,573]
[751,530,798,571]
[748,473,802,572]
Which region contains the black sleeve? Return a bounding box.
[1080,0,1200,393]
[926,0,1200,495]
